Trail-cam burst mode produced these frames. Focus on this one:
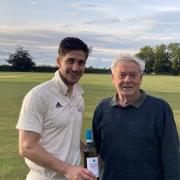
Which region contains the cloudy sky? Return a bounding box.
[0,0,180,68]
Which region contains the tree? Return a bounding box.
[6,46,36,71]
[153,44,170,73]
[136,46,154,73]
[167,43,180,75]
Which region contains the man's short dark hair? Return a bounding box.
[58,37,91,59]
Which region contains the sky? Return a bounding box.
[0,0,180,68]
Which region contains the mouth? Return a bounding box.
[69,72,81,79]
[122,86,133,89]
[122,86,133,92]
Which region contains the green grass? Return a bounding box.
[0,72,180,179]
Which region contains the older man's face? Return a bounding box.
[112,61,142,98]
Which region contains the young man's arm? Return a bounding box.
[19,130,96,180]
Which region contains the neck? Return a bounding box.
[67,87,73,97]
[58,71,73,96]
[117,91,141,107]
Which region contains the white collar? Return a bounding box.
[53,70,84,97]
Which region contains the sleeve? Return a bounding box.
[16,90,46,134]
[92,106,102,155]
[159,102,180,180]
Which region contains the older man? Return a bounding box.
[93,55,180,180]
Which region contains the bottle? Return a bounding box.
[83,129,99,179]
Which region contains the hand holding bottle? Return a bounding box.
[64,164,96,180]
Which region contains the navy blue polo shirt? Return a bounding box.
[93,90,180,180]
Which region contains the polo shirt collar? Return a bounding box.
[53,70,84,96]
[111,89,147,108]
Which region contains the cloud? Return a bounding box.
[87,56,112,69]
[1,4,180,69]
[69,2,105,9]
[0,24,140,67]
[69,2,111,13]
[147,5,180,12]
[70,12,80,17]
[30,1,38,5]
[85,18,121,25]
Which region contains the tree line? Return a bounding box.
[1,43,180,75]
[136,42,180,75]
[0,46,110,73]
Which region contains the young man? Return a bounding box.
[16,37,96,180]
[93,55,180,180]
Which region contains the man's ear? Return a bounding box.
[140,73,143,83]
[56,57,61,67]
[111,74,115,86]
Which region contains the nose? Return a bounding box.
[124,75,131,82]
[72,62,80,71]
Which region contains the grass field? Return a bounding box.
[0,72,180,180]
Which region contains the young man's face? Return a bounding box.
[57,50,87,88]
[112,61,142,98]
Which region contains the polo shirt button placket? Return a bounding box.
[69,106,74,113]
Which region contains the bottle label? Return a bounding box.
[86,157,99,177]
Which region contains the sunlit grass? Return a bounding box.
[0,72,180,179]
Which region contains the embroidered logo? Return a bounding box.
[56,102,63,108]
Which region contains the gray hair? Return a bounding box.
[111,54,145,74]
